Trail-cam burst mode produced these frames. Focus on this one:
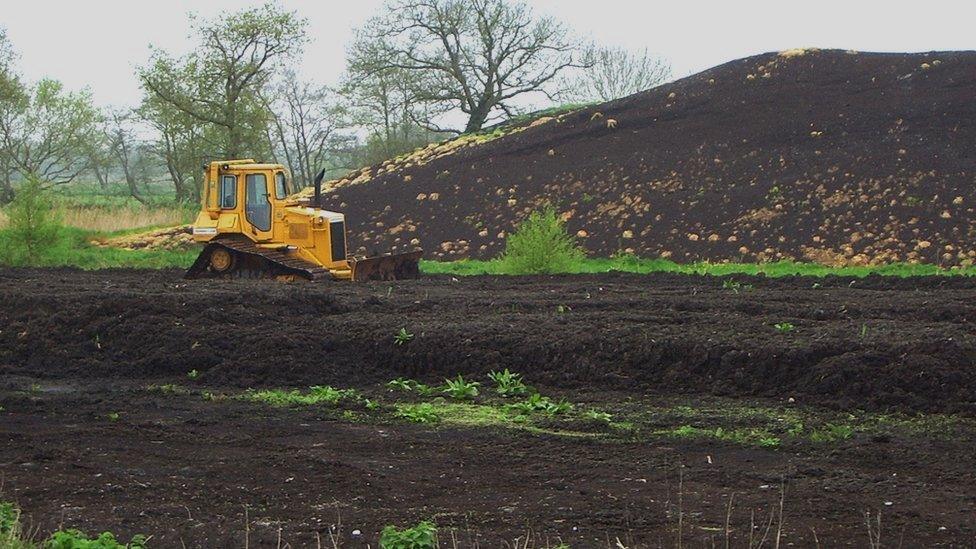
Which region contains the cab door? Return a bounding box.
[244,172,273,240]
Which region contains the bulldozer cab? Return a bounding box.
[199,160,294,242]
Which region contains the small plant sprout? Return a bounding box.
[394,328,415,346]
[187,369,199,380]
[860,323,869,339]
[774,322,795,333]
[556,304,571,314]
[487,369,529,397]
[723,279,753,294]
[107,412,120,422]
[442,375,480,400]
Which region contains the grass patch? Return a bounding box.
[0,226,198,269]
[809,423,855,443]
[422,257,974,278]
[241,386,358,407]
[663,424,781,448]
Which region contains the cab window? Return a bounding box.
[274,172,289,199]
[219,175,237,209]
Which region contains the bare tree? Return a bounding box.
[563,46,671,103]
[138,93,206,203]
[265,75,354,188]
[342,66,442,164]
[349,0,585,133]
[105,109,147,204]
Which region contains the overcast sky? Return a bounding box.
[2,0,974,108]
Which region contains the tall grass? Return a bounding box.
[55,204,192,233]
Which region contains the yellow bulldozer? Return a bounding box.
[186,159,421,281]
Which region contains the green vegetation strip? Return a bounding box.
[422,257,974,278]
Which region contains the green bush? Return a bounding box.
[380,520,437,549]
[0,174,65,266]
[499,205,584,274]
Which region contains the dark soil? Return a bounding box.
[2,269,976,547]
[2,268,975,414]
[322,49,976,266]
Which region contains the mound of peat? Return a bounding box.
[1,269,975,414]
[317,49,976,267]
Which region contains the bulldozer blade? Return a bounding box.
[349,250,422,282]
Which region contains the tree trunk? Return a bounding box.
[464,105,491,133]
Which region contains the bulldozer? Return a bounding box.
[185,159,422,281]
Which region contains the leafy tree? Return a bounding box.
[0,28,22,203]
[562,46,671,102]
[139,3,308,158]
[1,174,63,265]
[0,79,100,189]
[500,205,584,274]
[349,0,585,133]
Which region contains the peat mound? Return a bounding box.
[310,49,976,267]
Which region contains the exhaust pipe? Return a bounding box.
[313,169,326,208]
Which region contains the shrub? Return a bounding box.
[499,205,584,274]
[380,520,437,549]
[0,174,64,266]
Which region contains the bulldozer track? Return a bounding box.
[185,236,333,280]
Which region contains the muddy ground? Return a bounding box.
[1,269,976,546]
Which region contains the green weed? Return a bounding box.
[186,369,199,380]
[442,375,480,401]
[809,423,854,443]
[506,393,573,416]
[242,386,357,407]
[393,328,415,346]
[380,520,437,549]
[0,502,17,535]
[665,425,781,448]
[47,529,147,548]
[394,403,440,424]
[487,369,529,397]
[722,279,753,294]
[584,409,613,423]
[106,412,120,422]
[386,378,435,396]
[773,322,795,333]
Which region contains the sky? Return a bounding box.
[1,0,974,108]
